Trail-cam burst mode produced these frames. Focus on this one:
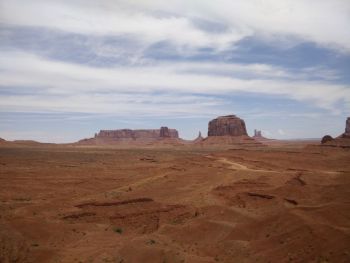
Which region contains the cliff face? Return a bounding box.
[160,127,171,138]
[95,127,179,140]
[208,115,247,137]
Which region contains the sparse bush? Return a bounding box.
[147,239,156,245]
[113,227,123,234]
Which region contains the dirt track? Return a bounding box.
[0,144,350,263]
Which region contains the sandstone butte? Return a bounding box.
[208,115,248,137]
[199,115,263,147]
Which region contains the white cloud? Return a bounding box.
[261,130,272,137]
[277,129,286,135]
[1,0,349,52]
[0,0,248,51]
[0,51,349,115]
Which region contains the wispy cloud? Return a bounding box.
[1,0,350,52]
[0,51,349,116]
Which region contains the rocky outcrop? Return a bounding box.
[208,115,247,137]
[193,131,204,143]
[321,135,333,144]
[321,118,350,148]
[335,117,350,139]
[252,129,273,142]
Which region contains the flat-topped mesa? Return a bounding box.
[208,115,248,137]
[95,127,179,140]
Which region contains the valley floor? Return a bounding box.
[0,144,350,263]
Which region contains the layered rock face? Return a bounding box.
[208,115,247,136]
[95,127,179,140]
[160,127,171,138]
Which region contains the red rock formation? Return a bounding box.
[337,117,350,139]
[321,135,333,144]
[254,129,262,137]
[193,131,204,143]
[345,117,350,135]
[96,127,178,140]
[160,127,170,138]
[321,118,350,147]
[208,115,247,136]
[252,129,273,142]
[78,127,180,145]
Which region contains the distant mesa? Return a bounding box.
[78,127,180,145]
[208,115,247,137]
[96,127,178,140]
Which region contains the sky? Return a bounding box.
[0,0,350,142]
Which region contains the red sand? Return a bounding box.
[0,142,349,262]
